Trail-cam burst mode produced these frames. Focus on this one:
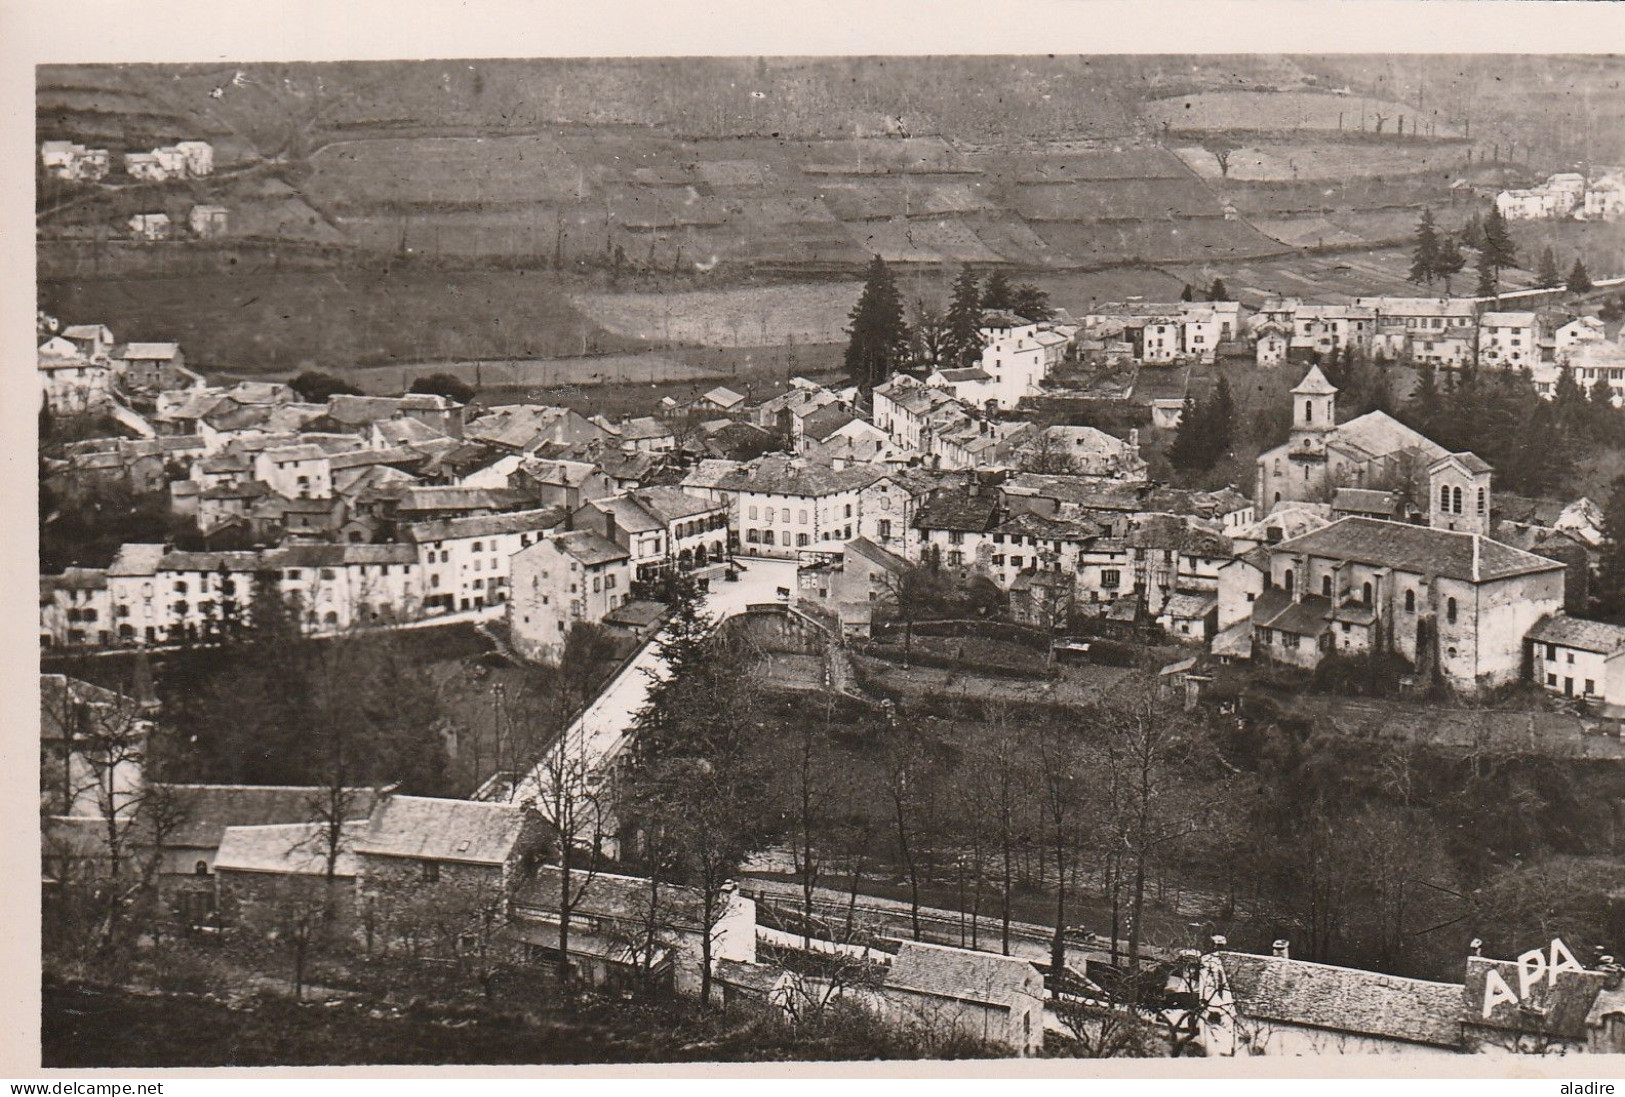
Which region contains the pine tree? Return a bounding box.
[1482,204,1517,284]
[844,255,910,391]
[1208,278,1230,302]
[1568,258,1594,295]
[1596,475,1625,619]
[1476,247,1498,298]
[1168,394,1210,470]
[1536,246,1562,289]
[1011,282,1054,322]
[943,266,984,369]
[1409,358,1441,436]
[1409,208,1441,288]
[982,269,1015,312]
[1460,211,1484,252]
[1179,283,1195,302]
[1210,375,1236,456]
[1435,234,1466,294]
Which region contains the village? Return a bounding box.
[32,53,1625,1066]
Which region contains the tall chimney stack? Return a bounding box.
[1272,939,1291,959]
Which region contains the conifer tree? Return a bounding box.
[1210,375,1236,456]
[1536,246,1562,289]
[943,266,984,369]
[1167,394,1207,470]
[1481,205,1517,287]
[1595,475,1625,619]
[1435,233,1466,294]
[1568,258,1594,295]
[1208,278,1230,302]
[981,269,1015,312]
[1179,283,1194,302]
[1476,247,1498,298]
[1409,208,1441,288]
[844,255,910,391]
[1012,282,1054,322]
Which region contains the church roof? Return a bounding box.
[1292,365,1337,396]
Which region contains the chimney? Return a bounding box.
[1470,937,1484,957]
[604,508,618,544]
[1129,427,1140,451]
[1601,959,1622,990]
[1210,935,1228,951]
[1272,939,1291,959]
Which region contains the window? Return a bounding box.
[195,860,209,876]
[321,568,337,580]
[949,531,964,546]
[1477,488,1486,515]
[992,555,1006,566]
[947,550,963,567]
[845,503,853,518]
[1304,401,1313,424]
[1440,484,1450,511]
[286,569,302,580]
[592,576,601,593]
[1362,581,1372,606]
[781,508,791,523]
[877,520,892,539]
[1405,589,1416,612]
[1452,486,1463,515]
[1101,569,1121,588]
[421,861,440,883]
[1548,673,1558,687]
[797,533,809,547]
[1446,598,1457,624]
[798,509,808,525]
[746,529,760,544]
[748,505,758,520]
[1322,575,1333,598]
[606,574,616,590]
[1011,556,1023,569]
[174,580,188,594]
[1567,652,1575,665]
[1547,643,1557,661]
[1283,569,1294,596]
[1586,679,1596,695]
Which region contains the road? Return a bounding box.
[512,556,799,801]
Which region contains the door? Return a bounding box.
[1564,677,1574,697]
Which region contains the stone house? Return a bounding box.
[214,820,365,932]
[1478,311,1544,370]
[506,867,757,1000]
[880,940,1046,1056]
[399,506,566,614]
[508,530,633,663]
[716,457,883,560]
[1527,614,1625,714]
[354,794,549,930]
[1461,952,1625,1054]
[795,535,911,637]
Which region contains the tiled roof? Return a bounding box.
[702,386,745,408]
[1463,956,1621,1041]
[354,795,531,865]
[1430,451,1494,475]
[581,494,663,534]
[156,784,379,850]
[1162,591,1217,619]
[800,404,860,443]
[1332,488,1399,515]
[1275,517,1565,583]
[913,488,1000,533]
[844,536,910,575]
[215,821,364,877]
[552,530,630,567]
[1219,951,1464,1049]
[398,506,565,544]
[1292,365,1337,395]
[512,866,711,931]
[1528,614,1625,655]
[716,457,884,498]
[121,342,180,360]
[885,940,1039,1010]
[605,599,670,629]
[107,543,167,577]
[630,486,724,523]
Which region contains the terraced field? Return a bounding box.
[1146,90,1465,139]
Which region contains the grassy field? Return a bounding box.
[39,266,643,372]
[1177,141,1471,183]
[1146,90,1465,139]
[573,281,863,346]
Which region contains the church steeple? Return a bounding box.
[1290,364,1337,453]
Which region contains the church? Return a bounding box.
[1255,365,1453,513]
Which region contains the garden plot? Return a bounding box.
[1010,177,1222,223]
[1177,141,1470,183]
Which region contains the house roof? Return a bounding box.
[1480,311,1538,326]
[629,486,724,524]
[107,543,167,577]
[885,940,1038,1010]
[354,795,531,865]
[397,506,565,544]
[605,599,670,629]
[800,404,860,443]
[1274,517,1566,584]
[843,536,911,576]
[934,367,993,383]
[716,457,883,498]
[678,458,743,491]
[154,784,379,851]
[1251,589,1333,637]
[1162,591,1217,619]
[215,821,364,877]
[616,416,674,442]
[1218,951,1464,1049]
[1430,451,1494,475]
[913,487,1000,533]
[1332,488,1399,515]
[581,494,663,534]
[1463,956,1624,1041]
[122,343,180,360]
[551,530,630,567]
[512,866,713,931]
[701,385,745,409]
[1528,614,1625,656]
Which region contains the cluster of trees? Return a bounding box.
[1178,278,1229,303]
[287,369,478,405]
[1534,247,1594,295]
[848,259,1054,388]
[1403,359,1623,500]
[1167,376,1236,470]
[1407,208,1468,294]
[1596,475,1625,620]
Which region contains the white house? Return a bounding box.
[507,531,632,662]
[1527,614,1625,713]
[716,457,884,559]
[1478,311,1543,370]
[400,507,566,615]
